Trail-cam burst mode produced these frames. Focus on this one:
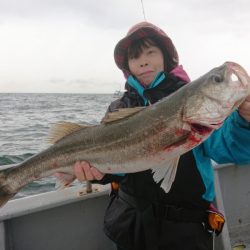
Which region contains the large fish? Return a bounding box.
[0,62,249,208]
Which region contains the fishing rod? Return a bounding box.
[140,0,147,21]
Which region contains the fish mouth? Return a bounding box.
[184,117,224,135]
[191,123,212,134]
[190,122,221,135]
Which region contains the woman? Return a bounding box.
[58,22,250,250]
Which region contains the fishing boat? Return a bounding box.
[0,162,249,250]
[113,90,124,98]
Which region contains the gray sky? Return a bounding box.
[0,0,249,93]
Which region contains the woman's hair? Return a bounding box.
[126,37,173,72]
[128,38,158,59]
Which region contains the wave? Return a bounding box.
[0,153,33,165]
[0,93,105,198]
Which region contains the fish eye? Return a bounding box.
[213,75,223,83]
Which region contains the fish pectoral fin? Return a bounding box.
[54,172,76,189]
[151,157,179,193]
[47,121,94,144]
[102,107,145,124]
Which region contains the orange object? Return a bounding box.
[111,181,119,191]
[206,204,225,235]
[208,213,225,232]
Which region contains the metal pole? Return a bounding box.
[86,181,92,193]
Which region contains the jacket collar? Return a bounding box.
[127,72,166,105]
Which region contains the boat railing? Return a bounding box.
[0,163,250,250]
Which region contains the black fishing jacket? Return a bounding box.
[98,73,212,250]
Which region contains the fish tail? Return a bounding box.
[0,169,17,208]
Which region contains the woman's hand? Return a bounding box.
[54,161,104,188]
[73,161,105,181]
[239,95,250,122]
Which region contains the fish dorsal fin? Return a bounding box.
[47,121,93,144]
[102,107,145,124]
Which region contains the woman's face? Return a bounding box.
[128,43,164,86]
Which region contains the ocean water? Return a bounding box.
[0,93,114,198]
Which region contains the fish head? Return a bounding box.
[183,62,250,133]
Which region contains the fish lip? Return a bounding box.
[227,61,250,91]
[204,122,223,129]
[185,116,225,130]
